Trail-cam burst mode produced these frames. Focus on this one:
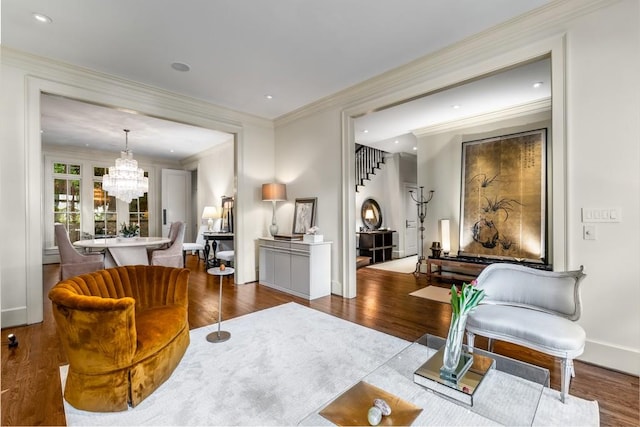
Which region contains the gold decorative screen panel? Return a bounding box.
[459,129,546,263]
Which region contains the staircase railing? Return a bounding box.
[355,145,387,192]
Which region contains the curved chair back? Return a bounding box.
[55,223,104,280]
[150,221,186,267]
[475,263,586,320]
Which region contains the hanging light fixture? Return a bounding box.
[102,129,149,203]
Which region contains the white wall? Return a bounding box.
[275,108,344,294]
[274,1,639,373]
[184,140,235,245]
[0,48,275,327]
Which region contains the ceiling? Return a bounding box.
[40,94,233,161]
[2,0,551,159]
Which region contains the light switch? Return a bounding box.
[582,207,621,223]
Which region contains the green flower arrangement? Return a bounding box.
[120,222,140,238]
[449,279,485,317]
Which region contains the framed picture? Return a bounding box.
[220,196,234,233]
[459,129,547,263]
[292,198,317,234]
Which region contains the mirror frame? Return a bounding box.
[361,198,382,230]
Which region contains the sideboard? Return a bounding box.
[258,238,331,300]
[356,230,395,264]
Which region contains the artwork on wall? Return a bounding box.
[292,198,317,234]
[221,196,234,233]
[459,129,547,263]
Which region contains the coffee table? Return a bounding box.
[300,334,549,426]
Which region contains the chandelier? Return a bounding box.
[102,129,149,203]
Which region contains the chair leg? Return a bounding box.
[560,358,573,403]
[487,338,494,352]
[182,250,187,267]
[466,331,475,353]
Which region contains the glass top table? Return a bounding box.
[300,334,549,426]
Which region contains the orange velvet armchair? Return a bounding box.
[48,265,190,412]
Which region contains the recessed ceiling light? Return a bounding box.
[170,149,175,153]
[170,62,191,72]
[33,13,52,23]
[533,82,544,88]
[265,94,273,100]
[452,105,461,109]
[363,129,369,133]
[413,146,417,151]
[394,140,399,144]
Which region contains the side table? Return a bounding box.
[206,267,234,343]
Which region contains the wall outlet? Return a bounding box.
[583,225,596,240]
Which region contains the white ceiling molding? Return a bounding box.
[412,98,551,137]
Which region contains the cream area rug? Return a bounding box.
[366,255,417,274]
[410,285,452,303]
[60,303,599,426]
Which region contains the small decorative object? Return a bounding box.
[303,226,323,243]
[367,406,382,426]
[120,222,140,238]
[219,263,226,271]
[440,280,485,381]
[430,241,442,258]
[373,398,391,416]
[7,333,18,349]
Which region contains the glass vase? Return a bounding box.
[441,313,468,373]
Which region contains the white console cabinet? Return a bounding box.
[258,238,331,300]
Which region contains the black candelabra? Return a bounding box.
[410,187,434,275]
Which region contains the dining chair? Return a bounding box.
[54,223,105,280]
[150,221,186,267]
[183,225,207,266]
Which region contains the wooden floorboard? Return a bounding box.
[1,258,638,426]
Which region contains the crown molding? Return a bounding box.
[275,0,614,127]
[2,47,273,131]
[412,98,551,137]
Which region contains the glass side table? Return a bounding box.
[300,334,550,426]
[206,267,234,343]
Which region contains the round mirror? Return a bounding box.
[361,198,382,230]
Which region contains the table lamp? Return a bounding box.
[202,206,219,231]
[364,208,375,230]
[262,183,287,236]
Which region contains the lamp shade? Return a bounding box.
[202,206,219,219]
[261,183,287,201]
[440,219,451,254]
[364,209,375,220]
[202,206,219,231]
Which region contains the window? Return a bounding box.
[53,162,81,243]
[93,166,149,237]
[129,194,149,237]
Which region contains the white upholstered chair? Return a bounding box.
[55,223,105,280]
[150,221,186,268]
[465,263,586,403]
[183,225,207,266]
[216,250,234,267]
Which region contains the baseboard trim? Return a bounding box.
[580,338,639,376]
[1,306,28,328]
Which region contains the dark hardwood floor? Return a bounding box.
[1,257,638,426]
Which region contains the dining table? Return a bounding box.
[73,237,172,268]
